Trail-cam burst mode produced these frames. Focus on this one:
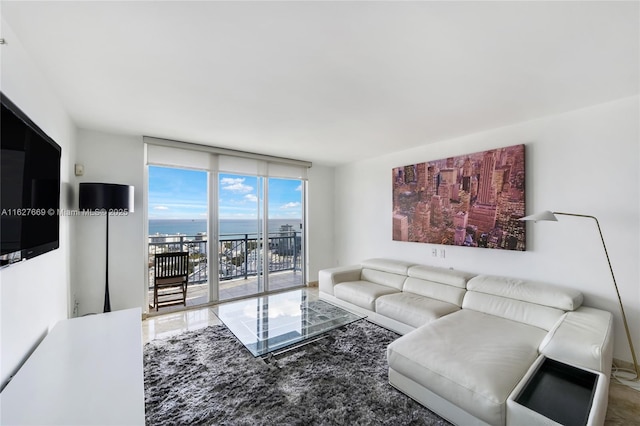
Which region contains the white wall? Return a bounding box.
[334,96,640,364]
[74,130,145,315]
[0,20,77,387]
[306,165,335,283]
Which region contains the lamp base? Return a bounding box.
[104,289,111,313]
[104,213,111,313]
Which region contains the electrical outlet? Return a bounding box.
[439,249,446,258]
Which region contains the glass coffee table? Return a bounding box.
[213,290,364,358]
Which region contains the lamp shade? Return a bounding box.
[519,210,557,222]
[79,183,134,212]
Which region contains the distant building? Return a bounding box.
[478,150,496,204]
[275,224,300,255]
[393,214,409,241]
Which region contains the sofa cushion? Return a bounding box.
[463,291,566,331]
[467,274,583,311]
[407,265,473,288]
[387,309,547,425]
[403,277,466,307]
[360,268,407,290]
[375,293,460,328]
[361,258,414,275]
[334,281,399,311]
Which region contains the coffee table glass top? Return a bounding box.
[213,290,364,357]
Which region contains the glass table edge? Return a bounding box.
[248,315,367,358]
[241,300,367,357]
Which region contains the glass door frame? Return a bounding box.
[144,164,212,314]
[142,166,308,311]
[212,174,307,303]
[143,139,310,313]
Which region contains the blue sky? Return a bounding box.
[148,166,302,220]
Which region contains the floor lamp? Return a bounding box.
[520,210,639,384]
[79,183,134,313]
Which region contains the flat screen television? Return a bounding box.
[1,93,61,267]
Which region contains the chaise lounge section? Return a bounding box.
[319,259,614,426]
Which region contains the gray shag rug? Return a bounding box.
[143,320,451,425]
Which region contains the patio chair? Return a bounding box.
[153,252,189,311]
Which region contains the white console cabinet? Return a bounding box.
[0,308,145,425]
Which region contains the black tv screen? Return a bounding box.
[1,93,61,266]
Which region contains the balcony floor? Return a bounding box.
[148,270,304,315]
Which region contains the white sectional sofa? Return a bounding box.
[319,258,614,426]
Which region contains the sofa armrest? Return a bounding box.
[538,306,614,376]
[318,265,362,296]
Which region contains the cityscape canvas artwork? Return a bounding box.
[392,144,526,251]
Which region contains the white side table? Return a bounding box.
[507,355,608,426]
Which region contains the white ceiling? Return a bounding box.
[2,1,638,166]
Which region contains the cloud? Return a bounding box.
[295,184,302,191]
[220,177,254,194]
[154,206,169,210]
[244,194,258,203]
[220,177,244,185]
[282,202,301,209]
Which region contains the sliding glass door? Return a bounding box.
[147,166,209,311]
[218,173,264,300]
[144,138,309,310]
[266,177,304,291]
[217,175,305,301]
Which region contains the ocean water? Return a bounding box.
[149,219,302,237]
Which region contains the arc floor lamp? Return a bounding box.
[79,183,134,313]
[520,210,639,384]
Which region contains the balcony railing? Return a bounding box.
[148,232,301,289]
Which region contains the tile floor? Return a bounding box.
[606,377,640,425]
[142,288,640,425]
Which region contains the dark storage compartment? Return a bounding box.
[515,357,598,426]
